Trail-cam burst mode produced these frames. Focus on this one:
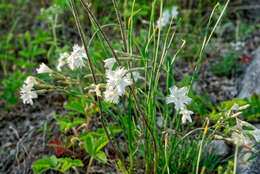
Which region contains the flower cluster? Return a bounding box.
[103,58,142,104]
[104,67,132,104]
[20,63,53,105]
[57,44,86,71]
[166,86,193,124]
[156,6,179,29]
[20,76,38,105]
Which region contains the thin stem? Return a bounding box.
[111,0,127,52]
[69,0,128,172]
[233,143,239,174]
[79,1,157,173]
[196,119,209,174]
[86,157,94,174]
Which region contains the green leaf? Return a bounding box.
[71,117,86,127]
[84,135,95,155]
[32,156,83,173]
[60,161,72,172]
[95,151,107,164]
[94,136,109,153]
[25,31,31,43]
[19,50,30,59]
[0,4,14,9]
[242,126,255,131]
[32,156,59,174]
[32,48,47,56]
[64,100,85,114]
[56,117,85,133]
[117,160,128,174]
[56,119,71,133]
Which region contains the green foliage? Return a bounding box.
[78,126,122,164]
[0,71,26,104]
[18,30,50,67]
[238,21,256,40]
[57,116,86,133]
[211,50,240,76]
[64,96,89,115]
[32,155,83,174]
[241,95,260,122]
[190,93,214,117]
[217,96,260,122]
[217,161,234,174]
[82,133,108,164]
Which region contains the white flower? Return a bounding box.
[24,76,38,86]
[104,58,116,70]
[156,10,170,29]
[166,86,191,111]
[104,88,120,104]
[57,52,69,71]
[156,6,178,29]
[171,6,178,18]
[180,105,193,124]
[67,44,86,70]
[20,84,38,105]
[106,67,132,96]
[37,63,53,74]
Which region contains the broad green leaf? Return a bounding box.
[84,135,95,155]
[32,156,59,174]
[60,161,72,172]
[94,136,109,153]
[95,151,107,164]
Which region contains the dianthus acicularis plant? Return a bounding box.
[19,0,255,173]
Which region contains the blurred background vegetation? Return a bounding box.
[0,0,259,107]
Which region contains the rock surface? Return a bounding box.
[237,47,260,99]
[236,124,260,174]
[237,144,260,174]
[206,140,230,157]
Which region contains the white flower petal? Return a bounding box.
[180,105,193,124]
[37,63,53,74]
[104,58,116,70]
[67,44,86,70]
[105,67,132,104]
[57,52,69,71]
[20,84,38,105]
[166,85,192,111]
[25,76,38,86]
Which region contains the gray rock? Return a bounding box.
[237,47,260,99]
[237,144,260,174]
[236,128,260,174]
[205,140,230,156]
